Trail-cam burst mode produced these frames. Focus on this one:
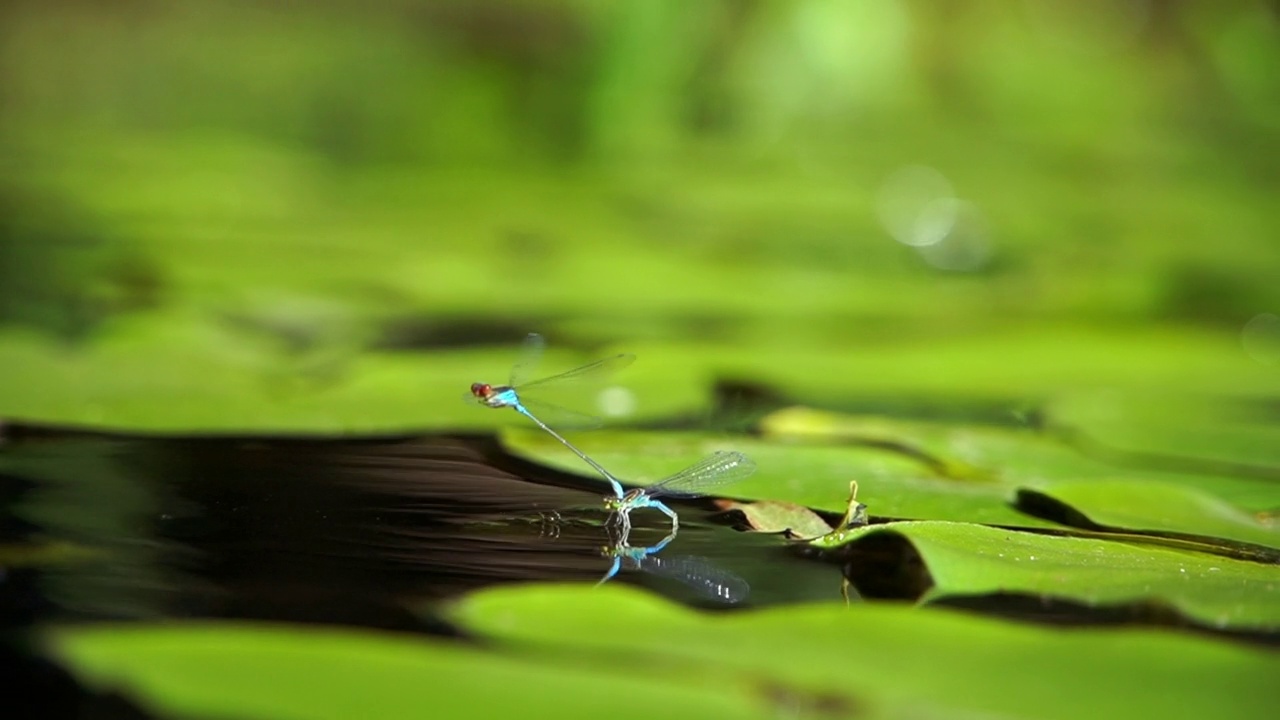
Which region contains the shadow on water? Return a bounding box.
[0,427,842,636]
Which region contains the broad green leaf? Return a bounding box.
[1047,392,1280,472]
[760,406,1007,480]
[3,321,1276,437]
[761,407,1280,539]
[1024,481,1280,550]
[46,622,762,720]
[0,322,702,433]
[451,583,1279,720]
[626,326,1280,406]
[500,427,1060,528]
[761,406,1279,508]
[814,521,1280,630]
[760,406,1102,480]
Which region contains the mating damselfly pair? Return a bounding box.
[468,333,756,533]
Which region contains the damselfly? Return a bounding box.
[469,333,634,496]
[603,451,756,532]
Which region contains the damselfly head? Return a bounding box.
[469,382,492,399]
[602,496,622,511]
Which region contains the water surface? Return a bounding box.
[0,428,842,636]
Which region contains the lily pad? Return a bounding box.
[1046,392,1280,473]
[500,427,1060,528]
[0,322,704,433]
[451,583,1279,720]
[760,407,1005,481]
[626,326,1280,408]
[814,521,1280,630]
[760,406,1103,477]
[762,407,1278,504]
[1022,481,1280,550]
[761,407,1280,540]
[44,622,761,720]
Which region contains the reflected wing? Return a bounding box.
[508,332,546,388]
[646,451,756,498]
[640,554,750,604]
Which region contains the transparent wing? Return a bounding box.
[640,554,750,604]
[645,451,756,499]
[517,397,605,431]
[515,352,636,392]
[508,332,546,388]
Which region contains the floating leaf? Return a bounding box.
[451,583,1279,720]
[814,521,1280,630]
[1021,481,1280,550]
[45,622,761,720]
[627,327,1280,409]
[0,324,701,433]
[1046,392,1280,474]
[760,407,999,481]
[762,406,1277,504]
[759,407,1280,541]
[500,428,1059,528]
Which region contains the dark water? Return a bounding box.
[0,428,842,636]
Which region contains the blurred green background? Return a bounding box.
[0,0,1277,431]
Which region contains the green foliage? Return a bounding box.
[813,521,1280,630]
[46,622,761,720]
[3,2,1279,719]
[45,589,1279,720]
[449,584,1279,719]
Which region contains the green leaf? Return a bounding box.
[0,322,702,433]
[760,407,1280,541]
[450,583,1279,720]
[627,326,1280,406]
[1024,480,1280,550]
[759,407,1006,481]
[814,521,1280,630]
[1047,392,1280,473]
[500,427,1061,528]
[46,622,762,720]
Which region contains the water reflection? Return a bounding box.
[597,527,750,605]
[0,429,838,631]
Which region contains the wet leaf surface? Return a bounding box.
[815,521,1280,630]
[449,583,1279,720]
[500,427,1063,528]
[46,622,763,720]
[1020,481,1280,550]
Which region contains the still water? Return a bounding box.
[0,428,841,636]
